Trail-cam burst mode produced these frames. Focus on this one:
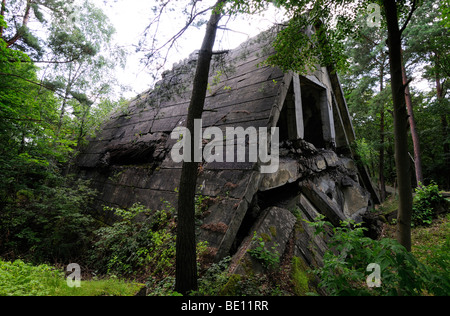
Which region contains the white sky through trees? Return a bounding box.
[90,0,429,99]
[92,0,285,98]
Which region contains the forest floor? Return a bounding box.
[1,194,448,296]
[380,194,450,268]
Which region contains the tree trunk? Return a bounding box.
[383,0,413,252]
[379,63,386,201]
[175,0,225,295]
[0,0,6,39]
[401,54,423,186]
[6,0,31,48]
[436,70,449,188]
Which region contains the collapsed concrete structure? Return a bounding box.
[76,29,380,272]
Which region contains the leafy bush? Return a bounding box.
[89,203,170,277]
[412,182,444,226]
[0,168,98,262]
[0,259,142,296]
[248,232,280,270]
[190,256,232,296]
[89,202,208,281]
[310,216,449,296]
[0,260,63,296]
[412,214,450,295]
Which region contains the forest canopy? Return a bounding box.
[0,0,126,262]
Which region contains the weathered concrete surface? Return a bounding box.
[75,27,377,271]
[230,207,297,275]
[259,158,299,191]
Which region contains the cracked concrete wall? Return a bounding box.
[76,27,376,269]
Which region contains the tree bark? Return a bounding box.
[379,63,386,201]
[6,0,31,48]
[383,0,413,251]
[401,54,423,186]
[0,0,6,39]
[436,69,449,188]
[175,0,225,295]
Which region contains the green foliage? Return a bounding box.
[266,15,321,75]
[412,214,450,295]
[146,277,183,296]
[340,0,449,189]
[404,0,449,84]
[90,201,207,280]
[0,3,124,267]
[441,0,450,28]
[310,217,450,296]
[229,0,364,74]
[90,203,169,276]
[192,256,233,296]
[412,182,444,226]
[248,232,280,270]
[0,259,141,296]
[0,260,63,296]
[56,278,142,297]
[291,256,314,296]
[218,272,286,296]
[355,138,377,169]
[0,173,95,262]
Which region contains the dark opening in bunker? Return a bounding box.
[277,82,298,141]
[301,80,327,149]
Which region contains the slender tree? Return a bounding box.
[401,55,423,186]
[404,0,449,187]
[383,0,417,251]
[175,0,226,294]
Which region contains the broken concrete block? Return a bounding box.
[230,207,297,275]
[315,157,327,171]
[300,181,347,227]
[342,185,370,220]
[259,158,299,191]
[293,205,329,269]
[322,151,339,168]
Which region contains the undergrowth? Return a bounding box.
[0,259,140,296]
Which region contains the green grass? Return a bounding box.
[412,213,450,269]
[0,259,142,296]
[52,278,143,296]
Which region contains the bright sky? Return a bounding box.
[92,0,285,98]
[91,1,430,99]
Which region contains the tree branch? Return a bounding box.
[399,0,418,36]
[402,77,413,90]
[6,0,32,48]
[217,25,249,37]
[9,56,82,64]
[0,72,66,98]
[142,3,214,70]
[211,49,230,55]
[0,115,43,123]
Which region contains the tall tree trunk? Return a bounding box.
[383,0,413,251]
[379,63,386,201]
[436,69,449,188]
[175,0,225,295]
[0,0,6,39]
[56,72,74,137]
[401,54,423,186]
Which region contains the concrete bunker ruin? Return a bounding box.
[76,29,380,273]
